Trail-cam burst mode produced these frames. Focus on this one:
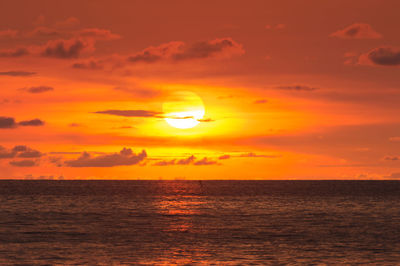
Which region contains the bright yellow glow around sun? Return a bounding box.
[163,91,205,129]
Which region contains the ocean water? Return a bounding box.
[1,180,400,265]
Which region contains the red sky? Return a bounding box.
[1,0,400,179]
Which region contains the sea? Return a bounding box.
[1,180,400,265]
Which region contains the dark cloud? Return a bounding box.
[127,42,182,63]
[0,117,45,128]
[384,156,399,161]
[173,38,244,61]
[41,39,91,59]
[154,155,218,166]
[9,160,37,167]
[275,85,318,91]
[0,117,17,128]
[0,146,16,158]
[218,154,231,160]
[0,145,43,159]
[72,60,104,70]
[177,155,196,165]
[193,157,218,165]
[18,150,42,158]
[0,71,36,76]
[23,86,54,93]
[153,159,176,166]
[64,148,146,167]
[94,109,162,117]
[331,23,382,39]
[253,99,268,104]
[128,38,244,63]
[18,119,45,126]
[0,47,30,57]
[359,47,400,66]
[12,145,28,152]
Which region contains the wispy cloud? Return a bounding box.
[94,109,162,117]
[0,71,36,76]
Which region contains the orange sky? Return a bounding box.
[1,0,400,180]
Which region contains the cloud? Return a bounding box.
[64,147,147,167]
[0,145,43,159]
[389,137,400,142]
[331,23,382,39]
[384,156,399,161]
[0,47,30,57]
[72,60,104,70]
[193,157,218,165]
[0,117,17,128]
[18,119,45,126]
[177,155,196,165]
[218,154,231,160]
[153,159,176,166]
[154,155,197,166]
[0,117,45,128]
[359,47,400,66]
[9,160,37,167]
[275,85,318,91]
[22,86,54,93]
[128,38,244,63]
[0,146,16,158]
[153,155,218,166]
[41,38,93,59]
[94,109,162,117]
[253,99,268,104]
[128,42,183,63]
[173,38,244,61]
[0,71,36,76]
[15,146,43,158]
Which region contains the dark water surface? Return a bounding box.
[1,180,400,265]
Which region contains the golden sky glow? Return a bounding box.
[1,0,400,179]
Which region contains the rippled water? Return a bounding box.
[1,180,400,265]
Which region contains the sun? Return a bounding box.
[163,91,205,129]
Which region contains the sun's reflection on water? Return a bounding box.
[144,181,213,263]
